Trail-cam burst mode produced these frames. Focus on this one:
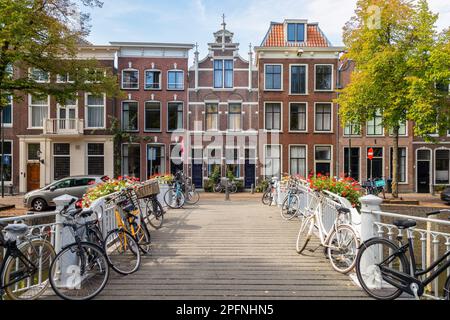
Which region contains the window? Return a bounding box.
[28,144,40,161]
[122,69,139,89]
[367,147,383,180]
[344,123,361,136]
[290,146,306,177]
[290,103,306,131]
[315,103,332,132]
[228,103,242,131]
[29,94,49,128]
[436,150,449,184]
[205,103,219,131]
[57,74,72,83]
[226,148,240,177]
[122,101,138,131]
[0,141,12,182]
[2,95,12,126]
[29,68,49,82]
[87,143,104,175]
[367,110,383,136]
[73,178,96,187]
[213,60,233,88]
[167,70,184,90]
[86,68,105,83]
[144,102,161,131]
[389,121,407,136]
[344,148,360,181]
[390,147,407,183]
[54,179,72,189]
[315,65,332,91]
[5,64,13,78]
[315,146,332,176]
[207,148,222,176]
[265,65,282,90]
[168,102,183,131]
[265,103,281,131]
[264,145,281,178]
[170,144,184,175]
[122,144,140,178]
[287,23,305,42]
[145,70,161,90]
[290,65,307,94]
[86,94,105,128]
[147,145,165,178]
[53,143,70,180]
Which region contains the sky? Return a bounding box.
[85,0,450,62]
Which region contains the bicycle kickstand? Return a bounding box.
[308,245,322,253]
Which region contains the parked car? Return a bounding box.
[24,175,108,212]
[441,186,450,204]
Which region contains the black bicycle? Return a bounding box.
[0,222,55,300]
[355,209,450,300]
[49,200,140,300]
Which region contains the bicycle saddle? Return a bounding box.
[4,223,28,235]
[336,206,351,214]
[393,219,416,229]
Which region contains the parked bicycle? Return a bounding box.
[164,179,186,209]
[362,178,386,198]
[281,176,303,220]
[49,200,141,300]
[355,209,450,300]
[134,180,165,229]
[296,192,360,274]
[0,222,55,300]
[262,177,278,206]
[175,170,200,205]
[214,180,238,194]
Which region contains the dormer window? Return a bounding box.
[287,23,305,42]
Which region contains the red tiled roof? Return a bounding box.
[262,23,330,47]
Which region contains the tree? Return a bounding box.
[0,0,120,107]
[336,0,450,197]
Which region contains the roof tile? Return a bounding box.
[262,23,330,47]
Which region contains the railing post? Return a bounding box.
[54,194,78,254]
[359,195,383,277]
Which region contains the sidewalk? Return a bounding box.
[383,193,449,208]
[0,195,28,217]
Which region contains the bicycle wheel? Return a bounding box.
[355,238,409,300]
[262,191,272,205]
[2,239,55,300]
[213,184,222,193]
[230,184,238,193]
[164,188,185,209]
[296,216,314,254]
[49,242,109,300]
[104,229,141,275]
[185,189,200,205]
[135,222,152,254]
[145,199,165,229]
[281,194,299,221]
[444,276,450,300]
[327,225,360,274]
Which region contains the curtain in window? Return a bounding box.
[206,104,218,130]
[290,146,306,176]
[87,106,104,128]
[265,145,281,178]
[31,106,48,127]
[315,104,331,131]
[290,103,306,131]
[228,104,241,131]
[316,65,332,90]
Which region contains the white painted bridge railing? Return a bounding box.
[360,195,450,300]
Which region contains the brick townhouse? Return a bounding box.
[254,20,344,180]
[6,44,118,194]
[338,60,450,194]
[187,19,259,188]
[111,42,194,181]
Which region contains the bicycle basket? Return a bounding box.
[135,180,160,199]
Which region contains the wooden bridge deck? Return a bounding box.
[97,194,366,300]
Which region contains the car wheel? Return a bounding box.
[32,198,47,212]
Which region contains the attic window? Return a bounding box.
[287,23,305,42]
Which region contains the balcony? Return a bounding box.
[43,118,84,136]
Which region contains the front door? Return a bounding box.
[244,149,256,188]
[27,163,40,191]
[417,161,430,193]
[191,161,203,188]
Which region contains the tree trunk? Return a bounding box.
[392,126,399,199]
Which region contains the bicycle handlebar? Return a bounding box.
[426,209,450,217]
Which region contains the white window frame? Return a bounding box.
[264,102,283,132]
[264,64,283,91]
[366,110,385,136]
[289,64,308,95]
[144,101,162,132]
[167,101,184,132]
[56,73,74,83]
[56,98,78,129]
[314,145,333,177]
[343,123,362,137]
[205,102,219,132]
[314,102,333,133]
[213,59,234,89]
[167,70,184,90]
[206,146,222,177]
[288,144,308,177]
[121,68,139,90]
[434,147,450,185]
[2,95,13,128]
[314,64,334,92]
[121,100,139,132]
[225,146,240,178]
[1,140,13,184]
[86,143,105,176]
[84,93,106,129]
[227,102,242,132]
[415,147,432,193]
[389,147,408,184]
[343,146,362,183]
[389,121,408,137]
[28,94,50,129]
[28,67,50,83]
[52,143,71,181]
[366,146,385,180]
[144,69,162,90]
[146,143,166,177]
[85,68,106,84]
[264,144,282,178]
[121,143,142,179]
[285,22,307,43]
[288,102,308,133]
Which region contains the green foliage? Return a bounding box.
[255,179,269,193]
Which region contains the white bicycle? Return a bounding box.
[296,192,360,274]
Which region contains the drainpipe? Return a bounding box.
[248,43,253,91]
[194,43,199,91]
